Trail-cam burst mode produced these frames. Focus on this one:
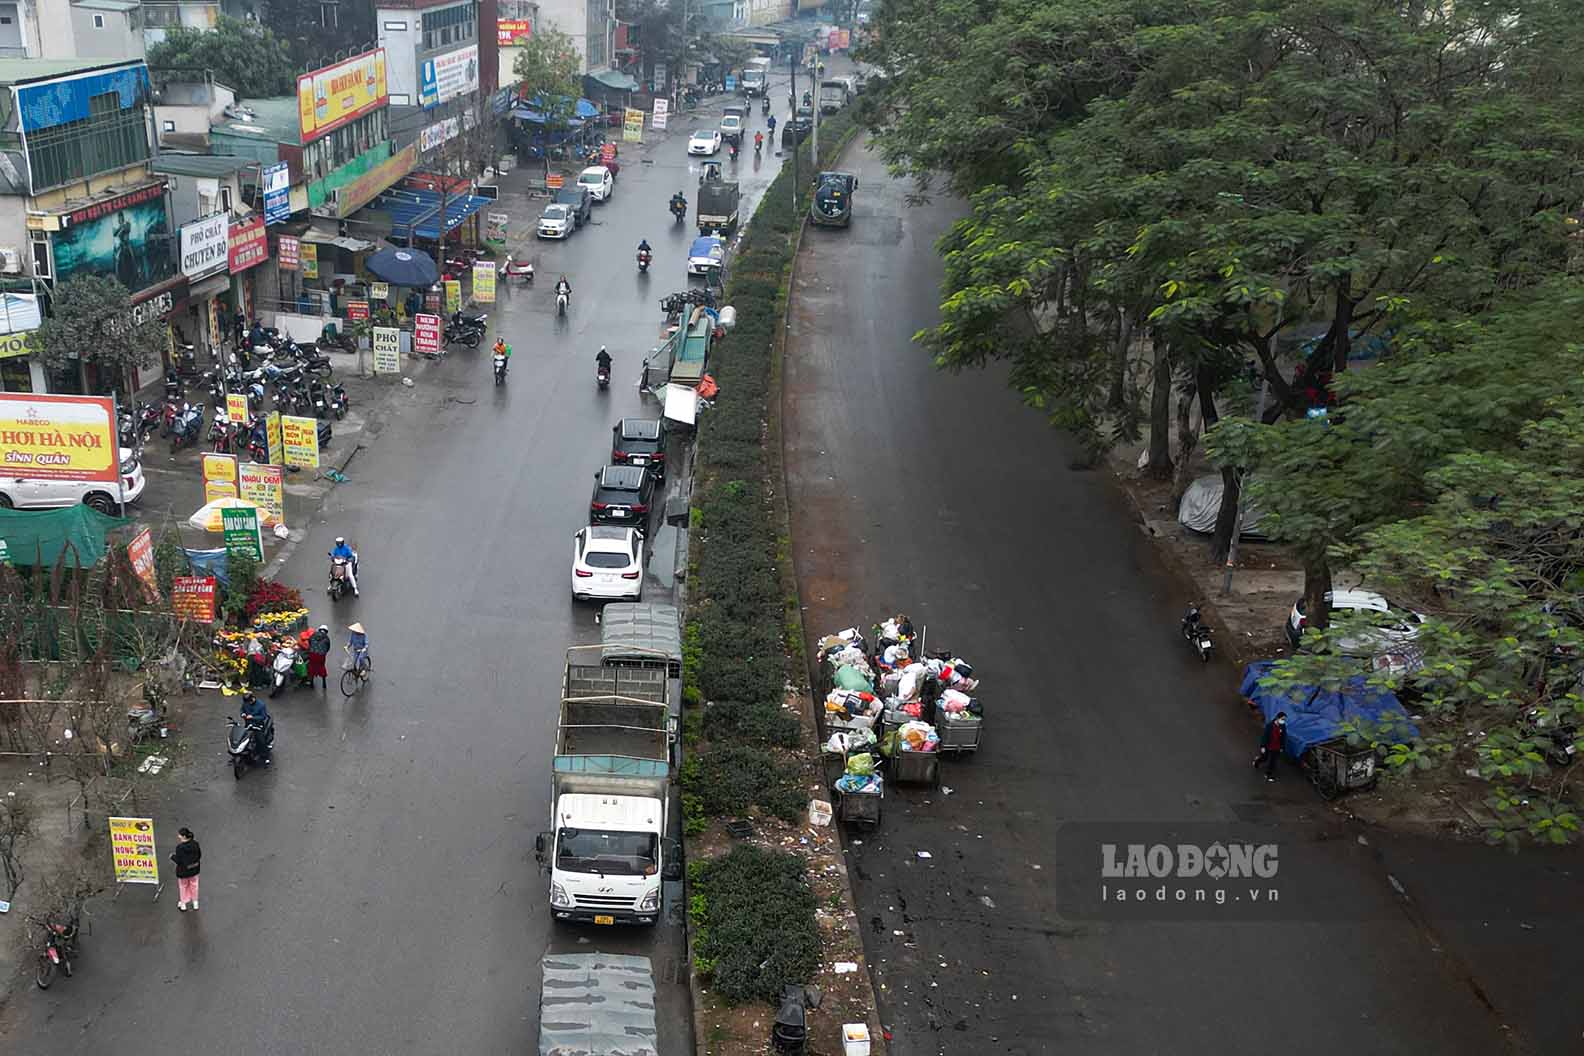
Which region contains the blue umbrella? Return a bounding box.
[364,246,440,288]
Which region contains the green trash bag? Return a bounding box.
[833,665,874,693]
[845,752,875,776]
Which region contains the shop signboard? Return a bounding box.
[180,213,229,279]
[485,212,508,245]
[414,314,441,356]
[444,280,461,315]
[346,300,370,322]
[170,576,217,622]
[497,18,531,45]
[108,817,158,885]
[298,49,388,143]
[127,526,159,601]
[226,392,249,424]
[334,143,417,218]
[221,505,263,561]
[265,411,284,465]
[201,451,238,504]
[0,393,117,483]
[623,108,643,143]
[370,282,390,302]
[228,215,268,273]
[0,333,31,359]
[653,63,667,93]
[419,116,461,152]
[651,97,668,131]
[281,414,320,468]
[263,162,292,224]
[472,262,495,304]
[301,243,319,279]
[372,326,401,373]
[419,44,479,109]
[278,235,301,271]
[50,182,172,289]
[238,462,284,527]
[546,173,564,190]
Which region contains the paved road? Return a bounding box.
[783,137,1566,1054]
[0,88,789,1052]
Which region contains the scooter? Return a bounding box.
[31,913,81,990]
[226,715,273,779]
[500,255,535,283]
[170,403,203,451]
[207,407,234,452]
[557,289,569,316]
[729,142,740,163]
[670,199,687,225]
[445,322,482,348]
[761,96,771,116]
[328,556,352,601]
[637,248,652,273]
[270,643,307,698]
[596,363,611,391]
[328,382,349,420]
[493,352,508,386]
[1181,605,1214,662]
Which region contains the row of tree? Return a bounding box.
[862,0,1584,844]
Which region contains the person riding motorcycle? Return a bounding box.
[638,238,652,255]
[555,276,572,305]
[492,337,511,378]
[754,130,764,153]
[767,114,777,137]
[329,536,359,597]
[595,346,613,376]
[240,691,272,765]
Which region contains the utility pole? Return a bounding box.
[788,52,797,216]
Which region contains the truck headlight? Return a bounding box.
[639,886,660,912]
[550,882,573,909]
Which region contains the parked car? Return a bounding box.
[611,418,668,482]
[1286,588,1427,672]
[572,525,644,602]
[554,186,593,228]
[577,165,614,202]
[0,447,145,514]
[589,464,657,526]
[537,203,573,239]
[689,130,722,156]
[781,118,812,148]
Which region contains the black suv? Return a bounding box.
[611,418,668,482]
[554,186,593,229]
[590,464,656,525]
[781,118,812,148]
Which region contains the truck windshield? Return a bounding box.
[556,828,658,876]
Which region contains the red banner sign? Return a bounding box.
[127,526,159,602]
[278,235,300,271]
[497,18,532,45]
[228,215,268,273]
[414,313,441,356]
[170,576,217,623]
[346,300,369,322]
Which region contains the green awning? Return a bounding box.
[0,505,127,568]
[590,70,639,91]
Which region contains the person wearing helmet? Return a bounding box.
[240,691,272,764]
[329,536,359,596]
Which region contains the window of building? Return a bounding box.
[91,12,104,27]
[421,3,477,51]
[30,235,49,278]
[25,90,151,192]
[221,186,232,213]
[161,119,175,132]
[142,3,179,27]
[382,19,406,30]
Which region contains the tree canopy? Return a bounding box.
[511,28,583,129]
[147,16,298,99]
[31,276,168,395]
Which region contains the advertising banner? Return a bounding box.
[653,63,667,93]
[0,393,118,483]
[623,108,643,143]
[263,161,291,224]
[180,213,229,279]
[419,45,479,108]
[238,462,284,527]
[228,215,267,273]
[497,18,531,45]
[0,292,41,335]
[346,300,370,322]
[601,142,616,164]
[301,243,319,279]
[443,280,461,315]
[108,817,158,885]
[171,576,217,622]
[221,505,263,561]
[278,235,300,270]
[265,411,283,465]
[370,281,389,302]
[0,333,30,359]
[334,143,417,218]
[651,97,668,131]
[472,262,495,304]
[51,184,173,289]
[19,65,149,133]
[419,116,460,153]
[298,49,387,143]
[201,451,238,503]
[281,414,320,468]
[545,173,564,190]
[226,392,249,424]
[485,212,508,244]
[372,327,401,373]
[127,526,159,602]
[414,314,441,356]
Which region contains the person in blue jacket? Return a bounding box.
[329,536,359,596]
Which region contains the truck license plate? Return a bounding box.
[594,915,615,925]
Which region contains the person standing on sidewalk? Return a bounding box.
[306,624,331,690]
[1253,712,1287,782]
[171,827,201,911]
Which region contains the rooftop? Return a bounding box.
[0,57,143,86]
[152,154,255,178]
[72,0,140,11]
[208,95,300,145]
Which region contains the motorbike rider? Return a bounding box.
[767,114,777,137]
[595,346,613,376]
[637,239,652,265]
[754,130,764,153]
[492,337,511,378]
[555,275,572,305]
[239,691,272,765]
[670,191,687,215]
[329,536,359,597]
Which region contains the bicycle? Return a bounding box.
[340,645,372,697]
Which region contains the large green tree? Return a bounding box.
[31,276,169,396]
[511,28,583,131]
[147,16,297,99]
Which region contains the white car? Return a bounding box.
[0,447,145,513]
[572,525,644,601]
[538,203,573,239]
[688,130,721,156]
[1286,588,1427,672]
[577,165,614,202]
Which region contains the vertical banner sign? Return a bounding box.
[126,526,160,602]
[623,108,644,143]
[226,392,250,424]
[278,236,301,271]
[545,173,564,190]
[221,505,264,561]
[108,817,159,885]
[301,243,319,279]
[370,281,390,302]
[263,162,292,224]
[601,143,616,164]
[265,411,284,465]
[652,97,668,132]
[201,452,239,503]
[414,313,441,356]
[485,212,508,245]
[281,415,320,468]
[171,576,217,622]
[472,262,496,304]
[238,462,285,528]
[443,280,461,314]
[653,63,667,93]
[371,326,401,373]
[346,299,370,321]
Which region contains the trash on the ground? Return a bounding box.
[978,895,995,908]
[833,961,859,974]
[136,755,169,775]
[941,785,954,795]
[273,523,291,538]
[725,819,754,840]
[199,680,222,690]
[808,799,833,826]
[0,900,10,913]
[915,850,932,859]
[401,377,415,387]
[843,1022,872,1055]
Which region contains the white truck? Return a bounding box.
[536,645,679,926]
[741,56,771,97]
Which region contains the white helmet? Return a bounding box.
[334,536,345,545]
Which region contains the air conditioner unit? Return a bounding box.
[0,248,21,274]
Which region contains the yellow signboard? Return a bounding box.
[472,261,496,304]
[265,410,284,465]
[623,107,644,143]
[281,414,320,468]
[238,461,285,528]
[226,392,249,424]
[370,281,389,302]
[109,817,159,885]
[201,452,239,504]
[0,332,31,359]
[301,243,319,279]
[444,280,461,315]
[298,49,388,143]
[0,393,118,483]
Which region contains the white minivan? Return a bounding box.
[0,447,146,514]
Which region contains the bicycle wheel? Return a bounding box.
[340,668,361,697]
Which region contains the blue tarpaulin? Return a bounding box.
[1239,662,1419,758]
[514,96,598,121]
[370,188,491,241]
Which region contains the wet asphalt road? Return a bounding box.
[782,137,1575,1054]
[0,90,789,1053]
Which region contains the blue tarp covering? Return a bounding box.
[184,548,230,588]
[514,96,598,120]
[370,189,491,241]
[511,104,585,127]
[1239,661,1419,758]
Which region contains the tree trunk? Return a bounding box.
[1329,280,1354,376]
[1143,333,1172,478]
[1210,465,1239,563]
[1302,550,1333,633]
[1108,309,1132,411]
[1170,373,1200,510]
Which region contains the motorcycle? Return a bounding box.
[729,142,740,162]
[269,642,307,697]
[244,420,269,463]
[1181,605,1214,662]
[761,96,771,116]
[170,403,203,451]
[444,322,482,348]
[328,382,349,420]
[637,248,652,273]
[307,377,329,419]
[596,363,611,391]
[328,555,352,601]
[493,352,508,386]
[670,199,687,225]
[207,407,234,452]
[500,254,535,283]
[134,401,161,444]
[754,139,762,158]
[556,289,569,317]
[226,715,273,779]
[31,913,82,990]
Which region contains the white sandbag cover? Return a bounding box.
[1177,475,1268,539]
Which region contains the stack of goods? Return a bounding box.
[211,628,309,692]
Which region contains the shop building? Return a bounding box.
[152,153,262,359]
[0,0,146,62]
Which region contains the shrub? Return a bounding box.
[684,742,804,821]
[243,579,305,623]
[692,845,821,1004]
[219,551,259,625]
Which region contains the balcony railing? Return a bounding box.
[0,45,30,59]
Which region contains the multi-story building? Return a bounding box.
[141,0,221,50]
[376,0,483,165]
[532,0,612,76]
[0,0,145,61]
